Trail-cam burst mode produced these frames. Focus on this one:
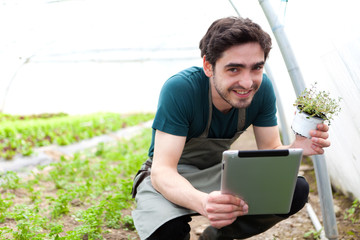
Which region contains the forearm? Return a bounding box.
[273,144,291,150]
[261,135,312,152]
[151,166,208,216]
[253,126,304,150]
[253,126,283,150]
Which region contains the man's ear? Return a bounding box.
[203,56,213,77]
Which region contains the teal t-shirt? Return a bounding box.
[148,66,277,157]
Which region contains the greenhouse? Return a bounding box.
[0,0,359,239]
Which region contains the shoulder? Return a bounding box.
[254,74,276,101]
[247,73,277,127]
[153,67,209,136]
[248,73,277,116]
[162,66,208,91]
[259,74,274,92]
[159,67,209,107]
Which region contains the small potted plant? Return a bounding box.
[291,82,342,138]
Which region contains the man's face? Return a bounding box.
[204,42,265,113]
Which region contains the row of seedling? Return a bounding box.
[0,112,154,160]
[0,129,151,239]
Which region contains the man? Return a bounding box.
[131,17,330,240]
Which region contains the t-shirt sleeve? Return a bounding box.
[252,74,278,127]
[152,75,194,136]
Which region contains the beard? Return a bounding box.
[212,76,259,109]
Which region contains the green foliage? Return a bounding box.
[7,204,49,239]
[48,223,65,240]
[49,189,76,219]
[303,228,323,239]
[0,112,154,159]
[344,199,360,224]
[121,215,135,231]
[0,126,152,239]
[0,171,21,190]
[294,82,342,124]
[73,201,106,239]
[0,196,13,223]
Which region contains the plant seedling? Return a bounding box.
[294,82,342,125]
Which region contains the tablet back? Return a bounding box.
[221,149,303,215]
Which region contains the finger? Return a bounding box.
[317,123,329,132]
[208,210,247,227]
[208,209,247,221]
[311,144,325,154]
[310,130,329,140]
[210,218,237,229]
[206,201,248,214]
[311,137,331,148]
[208,192,243,206]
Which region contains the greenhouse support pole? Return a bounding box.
[258,0,339,239]
[263,65,291,145]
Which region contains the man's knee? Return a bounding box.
[279,176,309,218]
[147,215,191,240]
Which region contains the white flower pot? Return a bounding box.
[291,109,324,138]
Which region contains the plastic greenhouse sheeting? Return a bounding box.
[232,0,360,200]
[0,0,359,199]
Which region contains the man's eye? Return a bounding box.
[228,68,238,73]
[253,65,263,71]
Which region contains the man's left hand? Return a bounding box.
[293,123,330,156]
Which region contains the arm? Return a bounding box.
[253,124,330,156]
[151,130,248,228]
[151,130,206,212]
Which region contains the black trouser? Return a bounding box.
[147,176,309,240]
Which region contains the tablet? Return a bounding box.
[220,149,303,215]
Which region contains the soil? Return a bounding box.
[2,126,359,240]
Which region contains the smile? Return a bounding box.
[233,89,252,98]
[236,90,250,94]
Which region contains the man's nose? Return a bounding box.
[238,71,253,89]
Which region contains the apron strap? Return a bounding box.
[200,82,213,138]
[237,108,246,131]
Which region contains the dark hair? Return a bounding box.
[199,17,272,67]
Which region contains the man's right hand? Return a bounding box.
[203,191,248,229]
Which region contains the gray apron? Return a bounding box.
[132,87,246,240]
